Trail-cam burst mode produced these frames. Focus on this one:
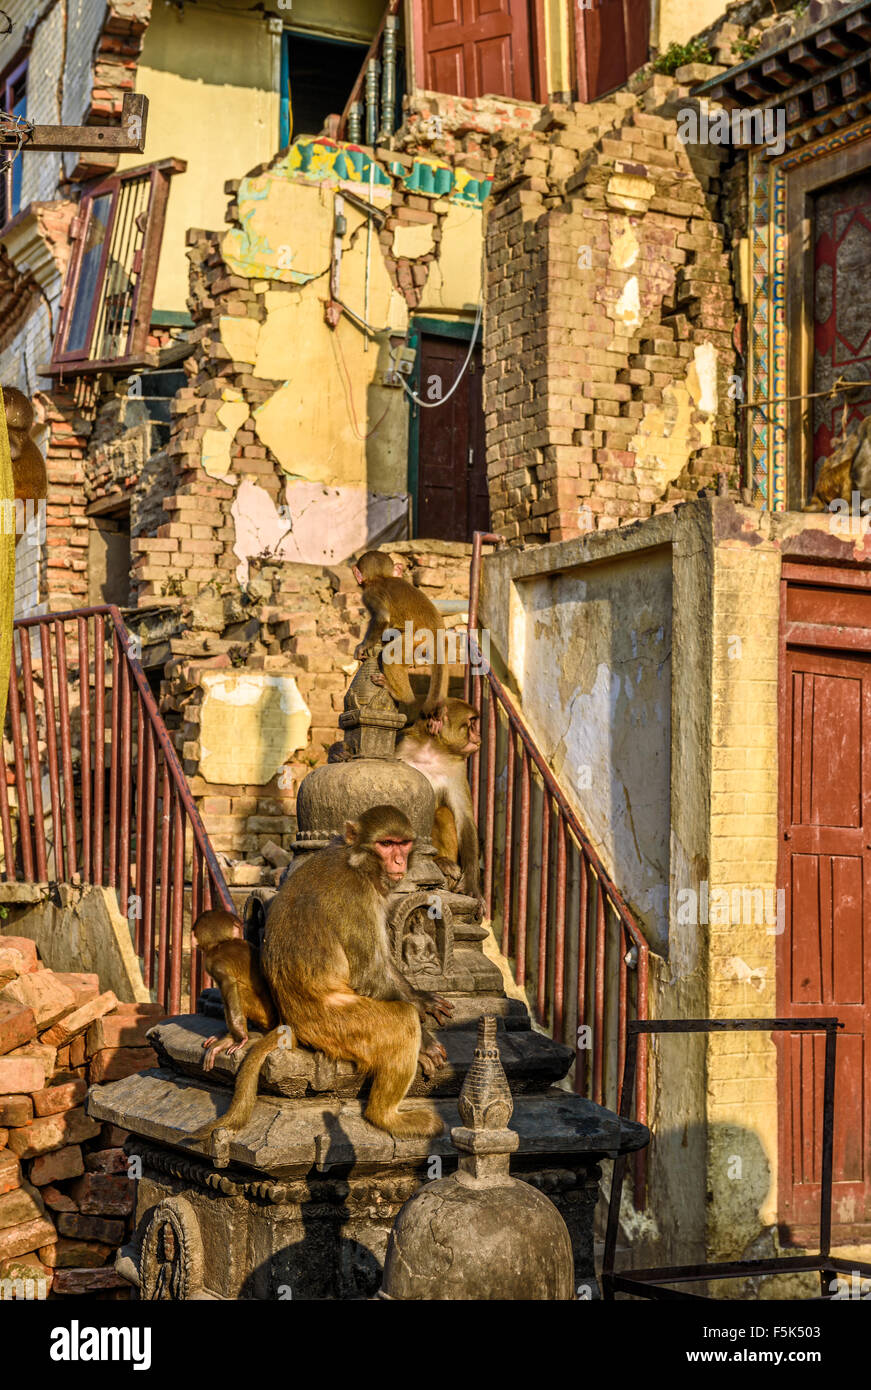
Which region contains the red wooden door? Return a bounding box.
[575,0,649,102]
[414,0,535,100]
[778,642,871,1237]
[416,334,490,541]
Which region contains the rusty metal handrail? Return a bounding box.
[2,605,232,1014]
[465,532,649,1185]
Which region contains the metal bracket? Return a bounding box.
[0,92,148,153]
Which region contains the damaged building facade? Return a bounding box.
[1,0,871,1290]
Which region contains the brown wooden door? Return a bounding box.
[575,0,649,102]
[778,642,871,1237]
[415,334,490,541]
[415,0,534,100]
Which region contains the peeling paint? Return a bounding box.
[609,216,639,271]
[614,274,641,329]
[199,670,311,786]
[230,477,408,581]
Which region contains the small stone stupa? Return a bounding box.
[379,1016,575,1301]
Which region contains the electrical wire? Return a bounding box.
[333,327,391,441]
[394,289,484,409]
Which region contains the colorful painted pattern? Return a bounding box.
[749,106,871,509]
[222,137,492,283]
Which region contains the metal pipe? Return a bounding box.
[500,729,515,959]
[94,614,105,884]
[536,792,550,1023]
[575,855,588,1094]
[516,746,530,982]
[108,625,120,888]
[78,618,91,882]
[19,633,46,881]
[8,646,36,880]
[54,623,76,879]
[553,817,566,1041]
[39,624,63,880]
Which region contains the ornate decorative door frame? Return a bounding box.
[749,107,871,511]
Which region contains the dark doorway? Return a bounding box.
[411,327,489,542]
[88,505,131,608]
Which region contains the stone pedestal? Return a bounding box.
[89,995,647,1298]
[87,649,648,1299]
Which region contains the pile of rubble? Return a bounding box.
[0,935,162,1298]
[153,542,474,882]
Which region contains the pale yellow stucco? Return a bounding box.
[119,1,280,312]
[199,671,311,785]
[657,0,731,51]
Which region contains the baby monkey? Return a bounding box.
[352,550,447,714]
[191,909,279,1070]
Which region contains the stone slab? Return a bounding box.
[148,1012,572,1100]
[88,1067,649,1177]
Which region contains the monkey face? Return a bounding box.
[463,714,482,756]
[373,836,414,882]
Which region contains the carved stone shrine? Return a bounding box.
[89,658,648,1299]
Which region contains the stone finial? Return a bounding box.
[337,651,406,758]
[451,1015,519,1180]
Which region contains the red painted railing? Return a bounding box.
[1,605,233,1014]
[465,534,649,1146]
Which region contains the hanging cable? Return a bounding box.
[394,289,484,409]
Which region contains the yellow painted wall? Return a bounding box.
[657,0,731,52]
[119,2,280,312]
[286,0,384,42]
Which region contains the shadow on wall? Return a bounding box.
[608,1120,818,1299]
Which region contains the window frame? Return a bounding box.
[0,54,29,229]
[785,140,871,509]
[50,156,186,375]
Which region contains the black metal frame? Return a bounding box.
[602,1018,871,1300]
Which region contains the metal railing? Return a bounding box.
[466,533,649,1146]
[1,605,233,1014]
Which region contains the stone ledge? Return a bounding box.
[147,1011,570,1100]
[87,1067,648,1175]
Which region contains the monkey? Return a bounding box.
[191,806,453,1145]
[2,387,47,501]
[395,698,482,898]
[191,909,279,1071]
[352,550,448,714]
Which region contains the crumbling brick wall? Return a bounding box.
[484,73,739,543]
[155,542,472,881]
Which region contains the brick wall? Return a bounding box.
[484,73,739,544]
[705,539,780,1263]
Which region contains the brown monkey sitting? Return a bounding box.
[191,909,278,1070]
[192,806,452,1145]
[396,698,482,897]
[2,387,47,501]
[352,550,447,714]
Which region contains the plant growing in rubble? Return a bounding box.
[652,38,713,73]
[733,33,762,60]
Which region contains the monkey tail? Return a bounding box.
[422,655,449,714]
[189,1027,281,1143]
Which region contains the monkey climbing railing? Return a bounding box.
[465,534,649,1184]
[0,605,233,1015]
